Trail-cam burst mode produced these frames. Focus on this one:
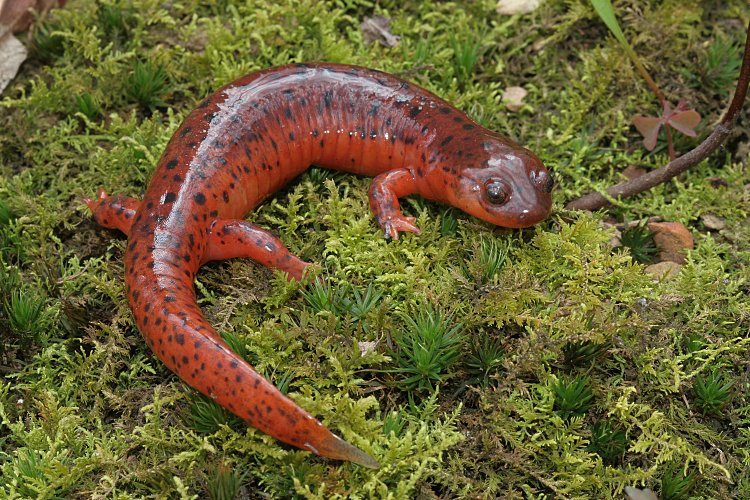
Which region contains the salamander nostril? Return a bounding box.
[530,170,554,193]
[542,171,554,193]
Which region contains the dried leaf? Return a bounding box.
[496,0,541,15]
[502,86,527,112]
[648,221,694,264]
[0,28,27,94]
[624,486,660,500]
[361,15,400,48]
[0,0,64,33]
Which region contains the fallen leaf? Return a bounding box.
[701,214,726,231]
[502,86,527,112]
[645,261,681,279]
[624,486,660,500]
[0,27,27,94]
[496,0,541,15]
[358,341,377,356]
[622,165,646,180]
[361,15,400,48]
[648,221,694,264]
[0,0,64,33]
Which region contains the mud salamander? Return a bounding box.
[85,63,553,468]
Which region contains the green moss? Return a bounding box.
[1,0,750,497]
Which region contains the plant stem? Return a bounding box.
[565,21,750,212]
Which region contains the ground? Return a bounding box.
[1,0,749,498]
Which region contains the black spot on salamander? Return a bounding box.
[404,136,415,145]
[166,159,178,170]
[319,139,325,148]
[453,116,463,123]
[311,129,319,137]
[210,210,218,217]
[421,125,430,135]
[463,123,475,130]
[440,135,454,146]
[165,295,176,302]
[182,355,189,365]
[194,193,206,205]
[270,139,278,151]
[409,106,422,118]
[284,107,292,119]
[223,191,229,203]
[173,174,182,182]
[212,139,225,149]
[323,90,333,109]
[421,152,426,162]
[385,117,392,126]
[163,192,176,204]
[243,165,251,174]
[132,290,140,301]
[440,106,451,114]
[282,89,294,100]
[155,317,162,326]
[216,157,227,166]
[370,131,377,139]
[145,303,151,312]
[289,132,295,141]
[175,333,185,345]
[369,102,380,116]
[299,96,307,106]
[187,142,198,149]
[204,112,216,122]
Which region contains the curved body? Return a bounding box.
[86,63,552,467]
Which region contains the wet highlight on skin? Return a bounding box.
[85,63,553,468]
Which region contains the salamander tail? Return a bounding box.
[311,433,380,469]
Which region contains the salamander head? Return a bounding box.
[442,138,553,228]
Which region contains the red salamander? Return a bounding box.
[85,63,553,468]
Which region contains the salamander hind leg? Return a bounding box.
[368,168,422,240]
[204,219,311,281]
[83,188,140,236]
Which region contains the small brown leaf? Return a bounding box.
[645,261,682,279]
[0,27,27,94]
[361,15,400,48]
[648,221,694,264]
[496,0,541,15]
[701,214,726,231]
[502,86,527,112]
[625,486,660,500]
[622,165,646,180]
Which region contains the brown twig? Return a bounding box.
[565,21,750,212]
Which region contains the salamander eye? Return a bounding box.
[485,180,509,205]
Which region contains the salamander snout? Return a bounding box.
[441,142,553,229]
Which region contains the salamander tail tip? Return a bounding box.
[312,434,380,469]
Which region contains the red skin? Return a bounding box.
[85,63,553,468]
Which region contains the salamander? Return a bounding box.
[84,62,553,468]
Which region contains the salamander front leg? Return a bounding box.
[204,219,311,281]
[84,188,140,236]
[368,168,422,240]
